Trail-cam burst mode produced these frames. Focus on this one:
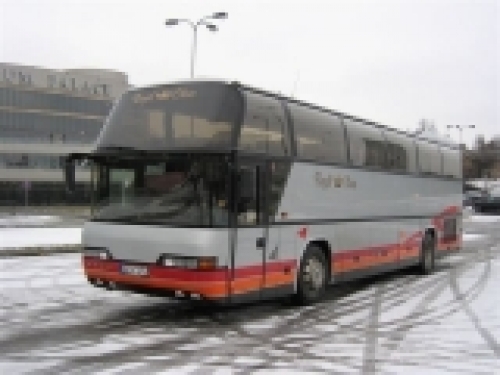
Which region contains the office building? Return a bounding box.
[0,62,129,206]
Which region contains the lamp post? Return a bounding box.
[447,124,475,147]
[165,12,228,78]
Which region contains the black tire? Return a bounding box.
[295,245,328,305]
[419,232,435,275]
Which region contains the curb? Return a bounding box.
[0,245,82,258]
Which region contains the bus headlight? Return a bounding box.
[159,255,217,270]
[83,247,112,260]
[162,258,175,267]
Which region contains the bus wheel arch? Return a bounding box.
[295,240,331,305]
[420,228,436,274]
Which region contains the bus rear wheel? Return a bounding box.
[295,245,328,305]
[419,232,435,275]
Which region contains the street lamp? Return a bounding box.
[447,124,475,147]
[165,12,228,78]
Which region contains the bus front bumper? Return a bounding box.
[82,255,229,300]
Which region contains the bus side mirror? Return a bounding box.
[64,158,76,193]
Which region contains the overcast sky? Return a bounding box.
[1,0,498,146]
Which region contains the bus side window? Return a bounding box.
[345,119,385,169]
[383,130,416,173]
[289,103,347,164]
[237,167,258,225]
[239,92,290,157]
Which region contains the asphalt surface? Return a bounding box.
[0,216,499,374]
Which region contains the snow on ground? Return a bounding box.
[0,215,61,227]
[0,227,82,248]
[0,215,82,249]
[0,221,498,374]
[1,244,498,373]
[463,233,486,242]
[382,255,500,374]
[467,214,500,223]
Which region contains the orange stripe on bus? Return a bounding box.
[264,271,296,288]
[229,272,295,295]
[333,244,419,274]
[85,269,228,298]
[85,268,296,299]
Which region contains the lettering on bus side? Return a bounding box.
[315,172,357,189]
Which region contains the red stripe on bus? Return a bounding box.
[83,257,297,298]
[331,230,424,273]
[84,268,228,298]
[83,257,296,281]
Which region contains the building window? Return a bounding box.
[47,75,57,88]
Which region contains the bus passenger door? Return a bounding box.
[231,160,269,301]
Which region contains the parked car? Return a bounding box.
[473,187,500,213]
[463,190,484,207]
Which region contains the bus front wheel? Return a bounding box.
[419,232,435,275]
[295,245,328,304]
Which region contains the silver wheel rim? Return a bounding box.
[303,257,325,291]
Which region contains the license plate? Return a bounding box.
[121,264,149,277]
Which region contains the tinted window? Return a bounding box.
[417,140,442,175]
[442,146,461,178]
[239,92,290,156]
[269,160,291,221]
[97,83,241,152]
[345,119,385,168]
[383,130,416,172]
[289,103,347,163]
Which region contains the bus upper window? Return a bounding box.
[289,103,347,164]
[345,119,385,169]
[239,92,290,156]
[172,114,231,143]
[96,82,241,152]
[383,130,416,173]
[148,110,166,139]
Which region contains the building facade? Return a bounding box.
[463,136,500,180]
[0,63,129,206]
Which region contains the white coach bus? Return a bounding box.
[65,81,462,304]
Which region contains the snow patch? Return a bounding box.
[469,215,500,223]
[0,227,82,249]
[463,233,485,242]
[0,215,61,227]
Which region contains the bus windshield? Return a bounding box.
[95,82,241,152]
[91,154,231,227]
